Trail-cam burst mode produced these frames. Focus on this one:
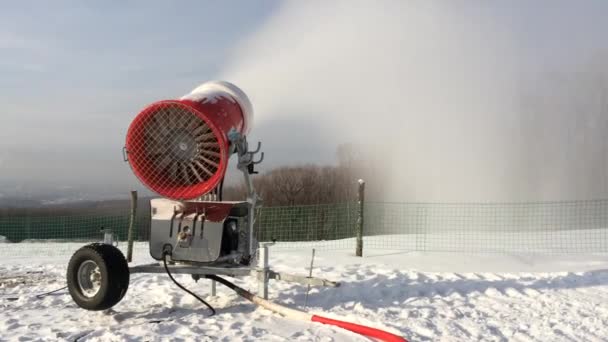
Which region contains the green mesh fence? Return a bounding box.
[255,202,358,250]
[0,199,607,258]
[362,200,608,253]
[0,203,151,243]
[0,200,152,258]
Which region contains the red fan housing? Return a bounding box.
[125,81,253,200]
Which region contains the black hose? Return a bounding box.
[162,253,216,316]
[205,274,253,301]
[205,274,236,290]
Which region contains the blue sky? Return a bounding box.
[5,1,606,112]
[0,1,278,91]
[0,1,280,195]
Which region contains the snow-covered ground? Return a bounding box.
[2,242,608,341]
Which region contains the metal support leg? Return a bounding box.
[211,279,217,296]
[103,229,116,246]
[257,246,269,299]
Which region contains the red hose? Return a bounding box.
[312,315,407,342]
[206,275,408,342]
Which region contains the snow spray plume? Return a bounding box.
[220,1,608,202]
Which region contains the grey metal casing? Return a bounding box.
[149,198,249,263]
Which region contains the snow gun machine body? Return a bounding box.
[124,81,262,266]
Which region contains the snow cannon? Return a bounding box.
[65,81,404,342]
[125,81,254,200]
[121,80,262,265]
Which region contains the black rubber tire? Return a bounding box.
[67,243,130,311]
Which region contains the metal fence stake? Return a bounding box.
[356,179,365,257]
[257,245,269,299]
[304,248,316,308]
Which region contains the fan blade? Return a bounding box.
[197,141,219,149]
[145,129,162,144]
[192,124,209,137]
[177,112,189,129]
[194,160,215,177]
[200,149,220,159]
[157,154,172,171]
[187,116,199,131]
[151,117,169,136]
[189,163,204,182]
[181,162,191,184]
[162,110,172,129]
[196,155,219,169]
[169,162,179,181]
[194,132,215,142]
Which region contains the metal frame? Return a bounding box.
[229,132,264,258]
[123,135,338,299]
[129,244,339,299]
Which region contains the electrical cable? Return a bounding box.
[35,286,68,298]
[162,253,216,316]
[1,286,68,302]
[218,178,224,201]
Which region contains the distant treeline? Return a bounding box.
[0,198,151,216]
[224,164,356,206]
[224,144,382,206]
[0,145,375,242]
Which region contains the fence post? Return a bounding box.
[356,179,365,257]
[127,190,138,263]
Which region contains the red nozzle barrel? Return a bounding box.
[125,81,253,200]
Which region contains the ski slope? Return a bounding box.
[1,242,608,341]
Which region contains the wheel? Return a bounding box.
[67,243,130,310]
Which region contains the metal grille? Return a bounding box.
[126,101,225,200]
